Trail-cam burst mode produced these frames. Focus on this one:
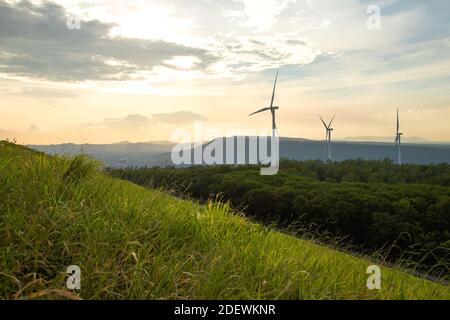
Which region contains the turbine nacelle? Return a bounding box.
[249,106,278,116]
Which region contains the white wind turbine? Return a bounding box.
[320,115,335,162]
[249,69,280,138]
[394,109,403,165]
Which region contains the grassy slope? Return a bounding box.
[0,142,449,300]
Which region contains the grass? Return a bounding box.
[0,141,449,300]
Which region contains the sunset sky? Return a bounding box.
[0,0,449,144]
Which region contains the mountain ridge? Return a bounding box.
[28,137,450,168]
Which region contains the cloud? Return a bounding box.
[224,0,297,31]
[0,123,39,140]
[104,114,153,130]
[0,0,216,81]
[79,114,153,130]
[152,111,207,125]
[213,34,320,73]
[6,87,79,99]
[28,124,39,132]
[79,111,207,130]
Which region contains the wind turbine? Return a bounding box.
[320,115,335,162]
[394,109,403,165]
[249,69,280,138]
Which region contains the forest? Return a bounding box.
[107,159,450,281]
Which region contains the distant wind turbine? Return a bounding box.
[394,109,403,165]
[320,115,335,162]
[249,69,280,137]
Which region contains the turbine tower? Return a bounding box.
[394,109,403,165]
[320,115,335,162]
[249,69,280,138]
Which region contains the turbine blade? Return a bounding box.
[270,69,279,108]
[249,107,270,116]
[319,115,328,128]
[328,115,335,128]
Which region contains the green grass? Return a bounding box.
[0,141,449,300]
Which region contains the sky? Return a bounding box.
[0,0,449,144]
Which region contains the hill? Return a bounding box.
[28,141,175,167]
[109,161,450,281]
[0,141,449,299]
